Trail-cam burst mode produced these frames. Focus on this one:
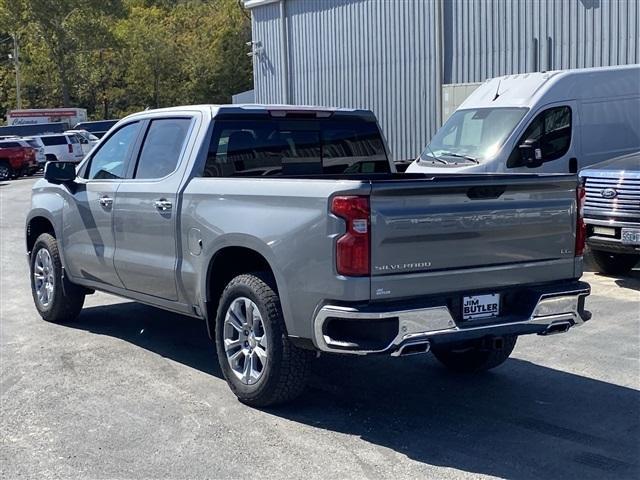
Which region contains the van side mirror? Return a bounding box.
[518,140,543,168]
[44,161,76,184]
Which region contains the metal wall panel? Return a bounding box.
[445,0,640,84]
[251,3,286,103]
[252,0,440,161]
[249,0,640,161]
[442,82,482,122]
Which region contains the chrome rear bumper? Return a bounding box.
[313,283,591,355]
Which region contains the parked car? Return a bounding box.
[21,137,47,166]
[73,120,119,139]
[26,105,591,407]
[36,134,84,163]
[580,151,640,274]
[407,65,640,175]
[65,129,99,155]
[0,139,38,179]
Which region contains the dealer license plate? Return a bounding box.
[462,294,500,320]
[621,228,640,245]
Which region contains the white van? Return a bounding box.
[407,65,640,174]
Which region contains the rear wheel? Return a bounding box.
[591,249,639,275]
[30,233,85,323]
[432,335,517,373]
[215,272,313,407]
[0,162,11,180]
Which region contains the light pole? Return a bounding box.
[10,33,21,109]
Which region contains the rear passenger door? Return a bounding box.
[113,117,194,300]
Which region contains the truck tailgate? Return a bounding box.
[369,175,579,300]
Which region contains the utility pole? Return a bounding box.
[12,33,21,109]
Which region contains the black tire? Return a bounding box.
[215,272,313,407]
[0,161,11,180]
[30,233,85,323]
[591,249,639,275]
[432,335,517,373]
[45,154,57,163]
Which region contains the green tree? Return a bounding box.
[23,0,124,106]
[0,0,253,119]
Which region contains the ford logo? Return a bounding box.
[601,188,618,199]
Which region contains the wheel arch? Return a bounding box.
[26,213,57,256]
[202,242,285,339]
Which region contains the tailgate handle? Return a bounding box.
[466,186,507,200]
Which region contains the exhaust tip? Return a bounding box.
[394,340,431,357]
[541,321,572,336]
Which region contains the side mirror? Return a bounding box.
[518,140,543,168]
[44,161,77,184]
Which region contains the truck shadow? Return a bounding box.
[72,302,640,480]
[583,252,640,292]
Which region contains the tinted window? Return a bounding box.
[322,122,388,173]
[67,135,79,144]
[135,118,191,179]
[26,140,41,148]
[203,118,388,177]
[86,122,139,180]
[41,136,67,146]
[510,106,572,164]
[0,142,21,148]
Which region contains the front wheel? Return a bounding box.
[30,233,85,323]
[591,249,639,275]
[432,335,517,373]
[215,272,313,407]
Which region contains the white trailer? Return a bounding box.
[6,108,88,129]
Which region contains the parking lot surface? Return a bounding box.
[1,176,639,479]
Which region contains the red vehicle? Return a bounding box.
[0,140,38,180]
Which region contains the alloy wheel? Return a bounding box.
[33,248,55,308]
[223,297,268,385]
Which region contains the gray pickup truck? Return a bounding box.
[26,105,591,406]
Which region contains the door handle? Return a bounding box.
[154,199,172,211]
[99,196,113,208]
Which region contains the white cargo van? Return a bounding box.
[407,65,640,174]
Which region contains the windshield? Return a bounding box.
[419,107,527,164]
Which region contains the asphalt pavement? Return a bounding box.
[1,176,639,479]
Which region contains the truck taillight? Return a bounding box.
[68,144,73,153]
[575,182,586,256]
[331,196,370,276]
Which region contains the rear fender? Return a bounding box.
[198,233,292,331]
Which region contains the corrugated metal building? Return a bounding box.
[244,0,639,161]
